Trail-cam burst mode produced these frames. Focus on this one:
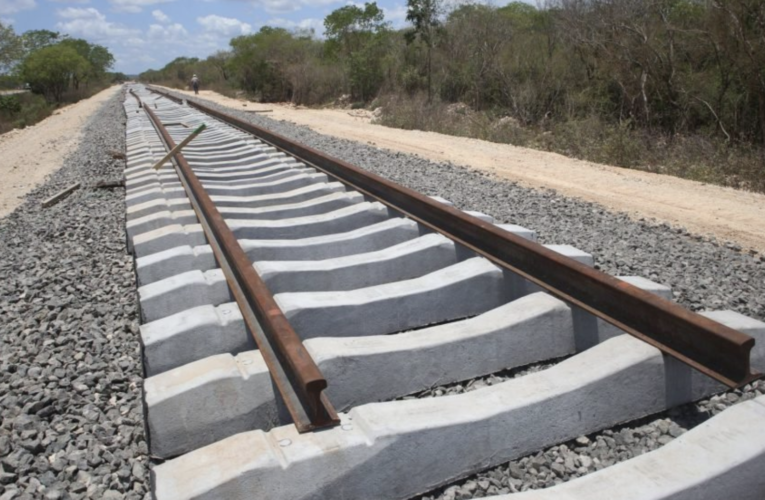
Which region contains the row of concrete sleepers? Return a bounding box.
[122,85,765,500]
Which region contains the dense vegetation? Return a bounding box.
[137,0,763,192]
[0,25,124,134]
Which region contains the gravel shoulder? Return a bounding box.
[0,89,146,499]
[162,86,765,253]
[0,86,121,218]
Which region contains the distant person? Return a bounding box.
[191,74,200,95]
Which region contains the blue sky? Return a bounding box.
[0,0,423,74]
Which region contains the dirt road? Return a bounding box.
[0,86,122,218]
[167,87,765,252]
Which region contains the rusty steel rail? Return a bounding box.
[128,88,142,107]
[146,86,760,389]
[131,89,339,432]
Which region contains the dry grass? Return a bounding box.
[0,93,52,134]
[0,84,112,136]
[375,94,765,193]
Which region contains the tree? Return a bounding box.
[87,44,115,77]
[58,39,91,89]
[20,45,89,102]
[207,50,232,81]
[59,38,114,87]
[709,0,765,144]
[324,2,387,56]
[442,4,514,108]
[405,0,444,102]
[324,2,390,101]
[21,29,62,56]
[0,22,22,73]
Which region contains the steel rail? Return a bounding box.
[146,86,760,389]
[130,89,339,432]
[129,89,143,107]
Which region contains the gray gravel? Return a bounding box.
[411,378,764,499]
[0,89,147,500]
[166,91,765,498]
[397,358,565,400]
[400,358,762,498]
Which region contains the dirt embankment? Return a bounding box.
[0,86,122,218]
[173,87,765,252]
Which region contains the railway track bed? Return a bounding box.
[120,85,765,500]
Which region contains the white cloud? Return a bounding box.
[206,0,339,14]
[151,8,169,23]
[197,14,251,37]
[49,0,90,4]
[57,6,92,17]
[383,4,408,26]
[56,7,140,40]
[123,36,146,47]
[252,0,299,13]
[109,0,174,14]
[147,22,188,42]
[267,17,323,35]
[0,0,36,15]
[267,3,405,34]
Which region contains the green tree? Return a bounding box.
[324,2,390,101]
[441,4,514,108]
[228,27,319,101]
[21,29,62,56]
[324,2,387,55]
[709,0,765,144]
[207,50,232,81]
[405,0,443,102]
[58,39,91,88]
[20,45,89,102]
[59,38,114,87]
[0,22,22,74]
[88,44,114,76]
[164,56,199,83]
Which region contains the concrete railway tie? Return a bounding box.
[122,85,765,499]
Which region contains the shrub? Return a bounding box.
[0,95,21,114]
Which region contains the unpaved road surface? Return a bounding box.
[165,87,765,253]
[0,85,122,218]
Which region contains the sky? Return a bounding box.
[0,0,418,74]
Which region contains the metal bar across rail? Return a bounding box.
[131,89,339,432]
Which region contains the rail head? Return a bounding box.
[145,85,760,389]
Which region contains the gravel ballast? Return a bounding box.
[0,90,146,500]
[165,91,765,499]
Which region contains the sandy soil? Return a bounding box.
[166,87,765,253]
[0,85,122,218]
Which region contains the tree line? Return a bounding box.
[139,0,764,144]
[140,0,765,191]
[0,25,121,102]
